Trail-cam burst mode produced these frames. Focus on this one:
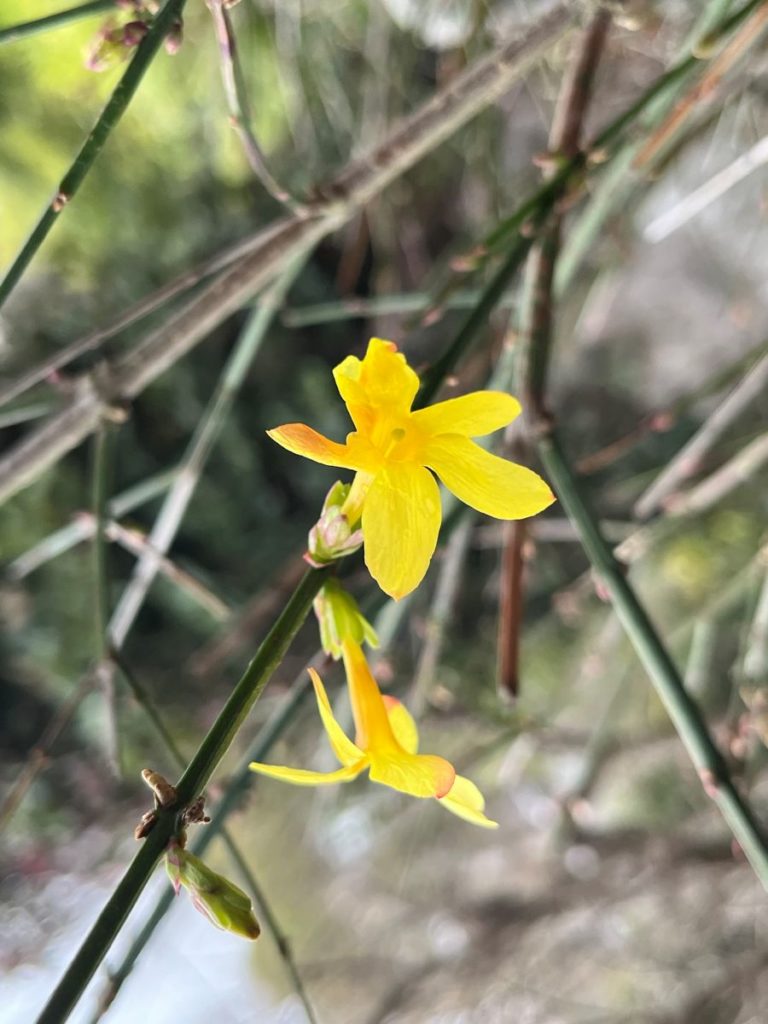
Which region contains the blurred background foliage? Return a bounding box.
[2,1,768,1022]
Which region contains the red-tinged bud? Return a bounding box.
[122,19,149,46]
[306,481,364,567]
[164,18,183,55]
[85,23,129,72]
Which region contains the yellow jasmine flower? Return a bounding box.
[268,337,554,598]
[250,640,498,829]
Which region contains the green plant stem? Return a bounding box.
[538,431,768,889]
[6,469,176,580]
[485,0,763,258]
[417,0,763,405]
[36,566,327,1024]
[417,223,544,406]
[91,425,121,775]
[110,651,318,1024]
[0,0,187,311]
[0,0,114,44]
[556,0,740,293]
[90,668,314,1020]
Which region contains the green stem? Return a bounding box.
[111,651,318,1024]
[91,425,121,775]
[0,0,114,44]
[484,0,764,258]
[538,431,768,889]
[90,669,317,1022]
[0,0,187,311]
[35,566,327,1024]
[417,221,544,406]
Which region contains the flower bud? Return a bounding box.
[164,18,184,55]
[313,579,378,660]
[306,481,363,567]
[165,840,260,940]
[85,23,131,72]
[122,20,149,46]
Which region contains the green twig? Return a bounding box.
[36,566,327,1024]
[0,0,114,45]
[538,432,768,889]
[417,224,544,406]
[110,651,318,1024]
[91,424,121,775]
[5,469,176,581]
[0,0,187,310]
[107,253,307,650]
[556,0,742,294]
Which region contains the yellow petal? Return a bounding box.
[362,464,442,599]
[333,338,420,427]
[411,391,521,438]
[368,750,456,799]
[249,761,366,787]
[424,435,555,520]
[382,695,419,754]
[267,423,359,469]
[341,639,399,752]
[308,667,364,767]
[439,774,499,829]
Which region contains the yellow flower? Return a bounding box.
[268,337,554,598]
[250,640,498,829]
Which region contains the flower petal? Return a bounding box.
[267,423,360,469]
[249,761,366,787]
[411,391,521,438]
[424,435,555,520]
[333,338,420,429]
[341,639,399,752]
[309,667,365,767]
[382,695,419,754]
[439,774,499,829]
[368,750,456,799]
[362,464,442,599]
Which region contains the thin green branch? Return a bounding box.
[35,566,328,1024]
[417,224,544,406]
[90,666,317,1020]
[538,432,768,889]
[111,652,318,1024]
[280,289,520,328]
[91,424,121,775]
[107,254,306,650]
[487,0,764,261]
[556,0,742,294]
[0,0,188,310]
[6,469,175,579]
[94,577,413,1018]
[0,0,114,45]
[208,0,301,210]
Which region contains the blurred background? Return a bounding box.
[2,0,768,1021]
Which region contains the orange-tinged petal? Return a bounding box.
[439,774,499,829]
[309,667,364,767]
[341,639,398,753]
[362,464,442,599]
[368,750,456,799]
[382,695,419,754]
[333,338,420,425]
[424,434,555,520]
[267,423,360,469]
[411,391,521,438]
[249,761,366,787]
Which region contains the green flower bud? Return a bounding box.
[306,481,363,567]
[313,579,378,660]
[165,841,260,940]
